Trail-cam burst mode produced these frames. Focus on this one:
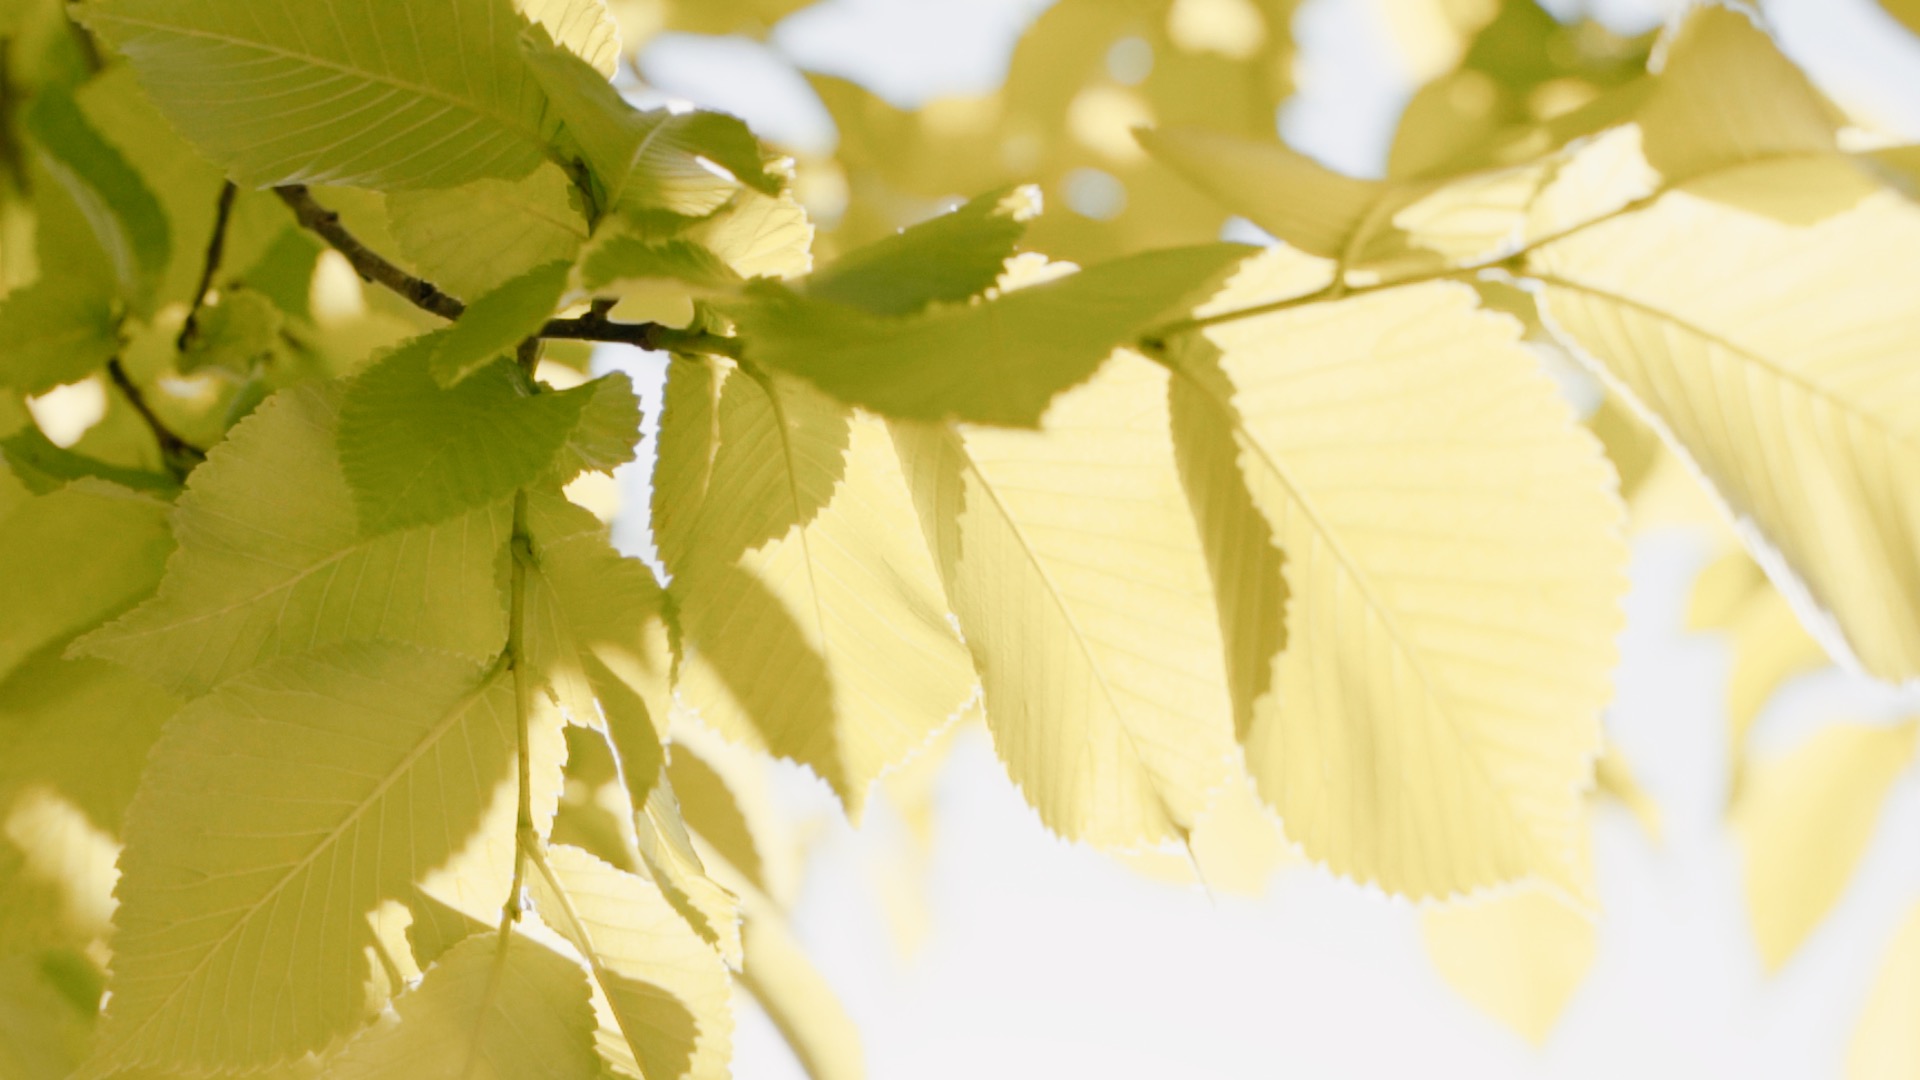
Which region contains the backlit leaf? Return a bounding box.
[427,261,572,386]
[387,165,591,302]
[75,386,509,696]
[894,352,1237,847]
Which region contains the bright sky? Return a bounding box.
[604,4,1920,1077]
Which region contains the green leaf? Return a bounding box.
[24,90,170,313]
[579,235,742,294]
[530,846,733,1080]
[0,480,171,688]
[729,243,1250,427]
[428,261,573,386]
[518,0,621,77]
[329,932,598,1080]
[892,353,1237,847]
[94,643,534,1073]
[0,277,121,394]
[77,0,562,190]
[656,360,974,811]
[1178,263,1626,899]
[178,288,283,375]
[387,164,590,301]
[0,427,178,496]
[74,385,509,697]
[522,37,778,220]
[337,340,638,533]
[801,186,1036,316]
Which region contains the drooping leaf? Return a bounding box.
[522,38,778,220]
[23,90,169,313]
[736,903,863,1080]
[0,277,120,395]
[656,360,974,811]
[729,243,1250,427]
[1735,719,1918,971]
[529,846,733,1080]
[74,385,509,697]
[0,480,171,687]
[427,261,573,386]
[76,0,562,190]
[328,931,599,1080]
[1531,155,1920,680]
[388,165,591,301]
[1851,902,1920,1079]
[1422,886,1596,1045]
[92,643,529,1073]
[893,352,1236,847]
[337,340,638,533]
[1179,264,1626,899]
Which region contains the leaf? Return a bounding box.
[0,480,171,687]
[1735,719,1918,971]
[0,952,98,1080]
[178,288,284,375]
[1136,127,1385,260]
[729,244,1251,427]
[0,277,121,395]
[522,38,778,220]
[1881,0,1920,37]
[74,385,509,697]
[893,352,1236,847]
[1531,155,1920,680]
[529,846,732,1080]
[0,651,180,955]
[23,90,170,313]
[77,0,561,190]
[427,261,572,386]
[337,341,638,533]
[1180,268,1626,898]
[92,642,531,1073]
[518,0,620,77]
[1851,902,1920,1079]
[656,361,973,811]
[685,185,813,280]
[387,165,591,301]
[328,932,599,1080]
[736,904,862,1080]
[578,236,741,295]
[1421,887,1596,1044]
[800,186,1037,316]
[1686,549,1830,769]
[1635,5,1840,187]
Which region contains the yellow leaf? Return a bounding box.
[1851,902,1920,1079]
[657,360,975,813]
[1181,261,1626,899]
[894,352,1237,848]
[1422,886,1596,1044]
[1734,719,1918,971]
[1532,154,1920,680]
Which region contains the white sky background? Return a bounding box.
[599,3,1920,1077]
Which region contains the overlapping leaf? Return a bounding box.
[94,643,526,1072]
[75,385,510,696]
[657,360,974,811]
[1178,263,1626,898]
[894,353,1237,847]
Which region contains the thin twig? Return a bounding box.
[107,359,206,479]
[177,181,239,351]
[499,489,538,936]
[276,184,742,358]
[274,184,466,320]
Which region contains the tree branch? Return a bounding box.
[177,181,239,351]
[274,184,466,320]
[107,358,206,479]
[275,184,741,358]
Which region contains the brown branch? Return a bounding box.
[275,184,741,359]
[177,180,239,351]
[107,359,206,479]
[274,184,466,320]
